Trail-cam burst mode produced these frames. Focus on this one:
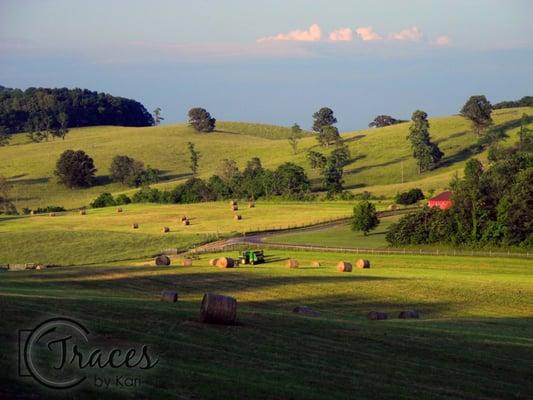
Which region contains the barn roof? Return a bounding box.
[429,191,453,201]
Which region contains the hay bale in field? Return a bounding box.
[398,310,419,319]
[229,200,237,206]
[163,226,170,233]
[182,258,193,267]
[387,204,398,211]
[287,259,299,268]
[367,311,388,320]
[200,293,237,325]
[25,263,37,270]
[182,219,190,226]
[117,207,123,213]
[337,261,352,272]
[132,223,139,229]
[49,212,56,217]
[30,210,36,215]
[208,258,219,266]
[161,290,178,303]
[311,261,321,268]
[180,215,188,222]
[356,259,370,269]
[231,204,238,211]
[35,264,48,270]
[79,210,87,215]
[248,202,255,208]
[292,306,320,317]
[234,214,242,220]
[155,255,171,266]
[216,257,235,268]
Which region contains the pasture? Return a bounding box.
[1,250,532,399]
[1,107,531,209]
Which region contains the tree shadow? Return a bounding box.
[7,176,49,185]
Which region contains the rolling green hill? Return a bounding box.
[0,107,531,209]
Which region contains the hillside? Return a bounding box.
[0,107,531,209]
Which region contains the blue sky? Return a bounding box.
[1,0,532,130]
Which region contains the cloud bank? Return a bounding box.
[258,24,322,42]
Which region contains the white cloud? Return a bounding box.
[329,27,353,42]
[355,27,382,41]
[257,24,322,42]
[433,35,451,46]
[389,26,423,41]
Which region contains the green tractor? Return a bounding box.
[238,250,265,265]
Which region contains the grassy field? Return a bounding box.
[1,107,531,209]
[264,214,402,249]
[0,201,357,265]
[1,250,532,399]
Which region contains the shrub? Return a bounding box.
[395,188,424,205]
[115,194,131,205]
[90,193,116,208]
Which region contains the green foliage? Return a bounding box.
[368,115,406,128]
[273,162,311,198]
[351,201,379,235]
[187,142,201,175]
[518,114,533,151]
[54,149,97,188]
[407,110,444,173]
[493,96,533,109]
[395,188,425,205]
[0,86,153,136]
[115,193,132,205]
[0,129,10,146]
[188,107,216,132]
[0,175,17,214]
[307,150,327,169]
[317,125,340,148]
[90,193,116,208]
[288,123,302,154]
[460,95,493,135]
[312,107,337,132]
[110,155,144,186]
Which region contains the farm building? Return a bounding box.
[428,191,453,209]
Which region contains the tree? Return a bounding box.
[110,155,145,186]
[219,159,239,182]
[288,123,302,154]
[351,201,379,235]
[153,107,164,126]
[330,143,351,168]
[460,95,493,136]
[317,125,340,148]
[518,114,533,151]
[0,174,17,214]
[312,107,337,132]
[307,150,327,169]
[0,127,10,146]
[322,157,344,196]
[407,110,444,173]
[188,107,216,132]
[54,150,97,188]
[368,115,405,128]
[274,163,310,197]
[187,142,201,176]
[395,188,425,205]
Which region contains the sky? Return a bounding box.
[1,0,532,131]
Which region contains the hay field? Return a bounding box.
[1,250,532,399]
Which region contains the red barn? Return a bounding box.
[428,191,453,209]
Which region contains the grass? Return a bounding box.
[265,214,402,249]
[0,201,358,265]
[1,107,531,209]
[1,250,532,399]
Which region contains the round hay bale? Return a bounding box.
[387,204,398,211]
[161,290,178,303]
[117,207,123,213]
[182,258,193,267]
[311,261,321,268]
[229,200,237,206]
[200,293,237,325]
[398,310,419,319]
[180,215,188,222]
[337,261,352,272]
[208,258,219,266]
[35,264,48,270]
[49,212,56,217]
[79,210,87,215]
[248,202,255,208]
[132,223,139,229]
[182,219,190,226]
[367,311,388,320]
[163,226,170,233]
[231,204,238,211]
[155,255,171,266]
[216,257,235,268]
[287,259,299,269]
[234,214,242,220]
[30,210,36,215]
[356,259,370,269]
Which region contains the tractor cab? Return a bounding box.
[238,250,265,265]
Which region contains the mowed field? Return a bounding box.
[1,251,532,399]
[0,201,357,265]
[1,107,531,209]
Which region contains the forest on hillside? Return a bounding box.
[0,86,154,136]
